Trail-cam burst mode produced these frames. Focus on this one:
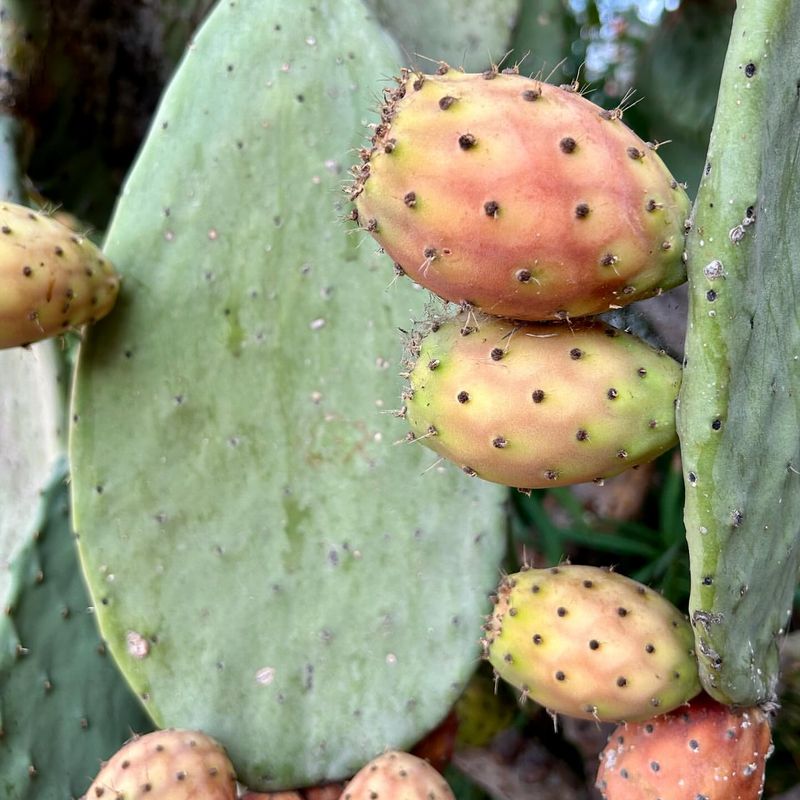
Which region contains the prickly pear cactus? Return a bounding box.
[69,0,506,790]
[350,67,690,321]
[677,0,800,706]
[0,342,63,602]
[0,465,153,800]
[483,566,700,722]
[363,0,518,73]
[404,313,681,489]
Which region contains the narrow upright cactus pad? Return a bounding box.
[677,0,800,706]
[0,467,153,799]
[483,566,700,722]
[404,313,681,489]
[0,203,119,348]
[351,67,690,320]
[69,0,505,790]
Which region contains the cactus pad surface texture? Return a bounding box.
[0,465,154,799]
[69,0,506,790]
[677,0,800,706]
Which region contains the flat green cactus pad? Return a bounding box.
[69,0,506,789]
[0,342,63,602]
[0,465,153,799]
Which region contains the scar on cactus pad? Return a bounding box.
[483,565,701,722]
[349,63,690,321]
[0,202,119,349]
[402,312,681,489]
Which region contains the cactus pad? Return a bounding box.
[69,0,506,790]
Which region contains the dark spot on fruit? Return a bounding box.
[560,137,577,153]
[532,389,545,403]
[439,95,456,110]
[617,677,628,687]
[601,253,619,266]
[555,671,566,681]
[638,367,647,377]
[689,739,699,751]
[645,724,654,733]
[555,310,569,320]
[516,268,532,283]
[22,266,32,276]
[618,607,628,617]
[459,133,476,149]
[484,200,500,217]
[589,640,599,650]
[570,348,583,360]
[627,147,644,160]
[550,567,560,574]
[462,466,477,477]
[413,76,424,91]
[646,644,655,653]
[557,607,567,617]
[620,769,629,779]
[504,653,513,662]
[532,584,540,593]
[493,436,507,448]
[745,62,756,77]
[423,246,437,259]
[617,449,628,459]
[544,470,558,481]
[490,347,504,361]
[575,203,590,218]
[533,634,543,644]
[649,419,658,428]
[646,199,658,212]
[576,429,589,441]
[622,285,636,295]
[457,391,469,403]
[522,88,541,101]
[650,761,660,772]
[607,388,618,399]
[404,192,416,207]
[583,580,593,588]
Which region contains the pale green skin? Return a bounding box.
[69,0,507,789]
[678,0,800,706]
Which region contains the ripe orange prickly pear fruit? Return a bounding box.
[350,65,689,321]
[482,565,701,722]
[596,693,773,799]
[340,751,454,800]
[0,202,119,348]
[403,313,680,490]
[83,729,236,799]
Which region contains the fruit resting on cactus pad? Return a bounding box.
[403,313,681,489]
[483,565,701,722]
[596,693,773,799]
[350,65,690,321]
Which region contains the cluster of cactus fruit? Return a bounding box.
[348,58,778,798]
[1,0,796,798]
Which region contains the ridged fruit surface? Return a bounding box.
[351,66,690,320]
[404,314,681,489]
[84,729,236,800]
[0,202,118,348]
[341,751,454,800]
[483,566,701,722]
[596,694,772,799]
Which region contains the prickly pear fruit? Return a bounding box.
[403,313,680,489]
[596,694,772,799]
[0,202,119,348]
[341,752,454,800]
[84,729,236,800]
[483,565,701,722]
[350,66,690,321]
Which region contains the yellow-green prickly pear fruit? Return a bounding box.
[0,202,119,348]
[483,565,701,722]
